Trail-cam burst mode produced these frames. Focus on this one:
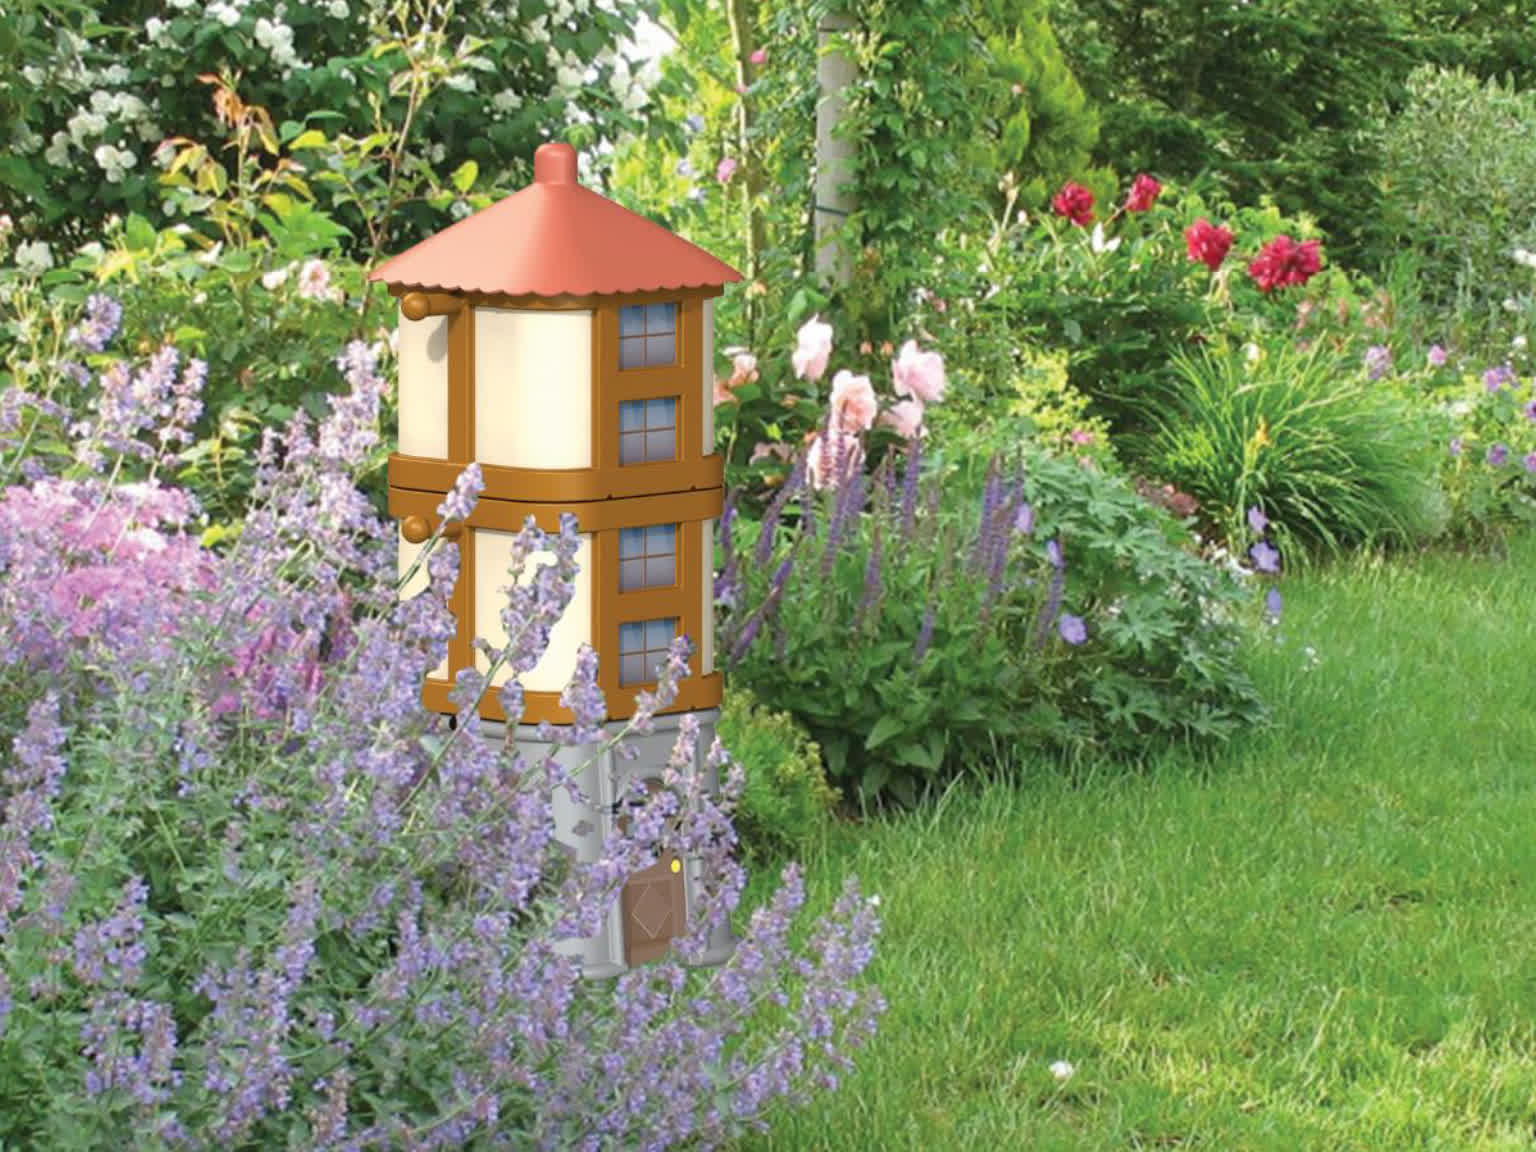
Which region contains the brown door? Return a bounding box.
[618,778,687,966]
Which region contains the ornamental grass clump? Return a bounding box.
[1140,337,1448,562]
[0,294,886,1147]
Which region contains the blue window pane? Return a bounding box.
[645,554,675,586]
[620,305,646,337]
[620,652,645,686]
[645,397,675,426]
[644,426,675,461]
[645,618,675,649]
[645,302,675,333]
[619,336,647,369]
[619,400,645,432]
[619,526,645,558]
[620,558,645,591]
[619,621,644,652]
[646,524,676,552]
[645,332,675,366]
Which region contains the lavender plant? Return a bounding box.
[718,431,1069,809]
[0,292,886,1147]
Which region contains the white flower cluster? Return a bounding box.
[13,240,54,277]
[1512,247,1536,271]
[45,88,160,170]
[255,15,308,73]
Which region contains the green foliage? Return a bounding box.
[1420,362,1536,547]
[1137,338,1449,562]
[716,685,842,866]
[5,0,658,262]
[938,427,1271,763]
[1375,66,1536,356]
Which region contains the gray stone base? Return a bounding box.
[473,708,737,980]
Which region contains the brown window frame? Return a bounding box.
[594,518,704,695]
[594,294,703,476]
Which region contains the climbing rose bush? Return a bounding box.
[0,300,886,1147]
[1051,181,1096,226]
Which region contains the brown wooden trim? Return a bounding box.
[447,304,475,465]
[592,520,706,709]
[388,284,723,311]
[388,485,724,535]
[399,291,465,320]
[593,296,704,474]
[421,670,723,724]
[389,452,724,504]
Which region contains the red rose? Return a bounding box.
[1125,173,1161,213]
[1247,234,1323,293]
[1051,181,1095,227]
[1183,217,1234,271]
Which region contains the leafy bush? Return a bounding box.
[1376,65,1536,355]
[0,281,887,1146]
[1136,337,1448,560]
[715,687,841,868]
[4,0,659,260]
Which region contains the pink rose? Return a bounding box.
[728,352,758,387]
[879,398,927,440]
[716,156,737,183]
[792,315,834,383]
[749,441,792,465]
[749,48,766,65]
[806,429,864,491]
[829,369,878,433]
[891,339,947,405]
[712,376,737,407]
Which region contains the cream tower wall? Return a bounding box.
[475,308,592,469]
[473,531,593,691]
[397,310,449,458]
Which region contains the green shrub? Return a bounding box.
[716,686,841,866]
[1376,65,1536,357]
[1136,337,1448,561]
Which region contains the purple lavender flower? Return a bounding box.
[437,461,484,522]
[1247,505,1268,536]
[1525,452,1536,474]
[1484,363,1515,392]
[1249,541,1280,573]
[1524,399,1536,423]
[1449,436,1463,457]
[1014,501,1034,535]
[1265,586,1283,620]
[1058,613,1087,645]
[1046,538,1063,569]
[67,294,123,353]
[1364,344,1391,380]
[1488,442,1510,467]
[1427,344,1448,368]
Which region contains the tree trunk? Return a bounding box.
[725,0,767,347]
[815,6,857,289]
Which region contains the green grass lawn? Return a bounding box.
[725,531,1536,1150]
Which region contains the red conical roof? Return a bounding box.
[368,142,742,297]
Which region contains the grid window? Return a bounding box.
[619,523,678,591]
[619,302,677,369]
[618,397,677,465]
[618,617,678,686]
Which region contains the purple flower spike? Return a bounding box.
[1427,344,1448,368]
[1449,437,1463,457]
[1484,363,1515,392]
[1247,504,1268,536]
[1058,613,1087,645]
[1525,452,1536,474]
[438,461,484,522]
[1015,501,1034,535]
[1250,541,1281,573]
[1364,344,1391,380]
[1523,399,1536,423]
[1046,538,1063,569]
[1488,442,1510,467]
[1265,586,1283,620]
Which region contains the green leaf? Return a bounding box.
[289,129,328,150]
[124,213,157,250]
[864,713,907,751]
[451,160,478,193]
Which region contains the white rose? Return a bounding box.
[14,240,54,276]
[44,132,72,166]
[328,0,349,15]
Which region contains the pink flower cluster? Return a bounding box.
[734,317,948,491]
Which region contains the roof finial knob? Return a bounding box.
[534,142,578,186]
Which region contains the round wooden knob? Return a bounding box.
[400,291,430,321]
[401,515,430,543]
